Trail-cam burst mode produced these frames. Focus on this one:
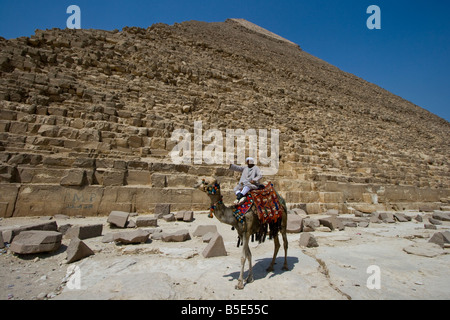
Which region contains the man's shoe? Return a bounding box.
[234,193,244,205]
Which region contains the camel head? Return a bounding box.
[196,178,221,196]
[196,178,223,218]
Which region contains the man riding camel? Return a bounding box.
[229,157,263,204]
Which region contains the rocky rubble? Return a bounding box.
[0,204,209,262]
[3,206,447,258]
[0,206,449,300]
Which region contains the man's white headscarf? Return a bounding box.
[246,157,255,165]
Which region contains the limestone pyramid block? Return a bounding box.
[66,237,94,263]
[202,233,227,258]
[10,230,62,254]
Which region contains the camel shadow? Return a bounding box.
[223,256,299,283]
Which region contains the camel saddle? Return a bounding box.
[233,182,285,225]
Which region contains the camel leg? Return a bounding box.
[236,233,250,290]
[245,233,254,283]
[281,229,289,270]
[267,233,280,272]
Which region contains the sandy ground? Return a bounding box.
[0,210,449,300]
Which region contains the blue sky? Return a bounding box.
[1,0,449,122]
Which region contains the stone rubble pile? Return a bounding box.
[288,208,450,253]
[1,207,448,259]
[0,203,229,262]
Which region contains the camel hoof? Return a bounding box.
[235,282,244,290]
[266,266,274,272]
[246,276,254,283]
[282,265,289,271]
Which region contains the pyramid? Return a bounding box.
[0,19,448,217]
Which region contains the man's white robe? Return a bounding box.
[229,164,263,194]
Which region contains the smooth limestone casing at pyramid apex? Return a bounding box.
[0,19,449,217]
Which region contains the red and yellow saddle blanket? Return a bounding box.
[233,182,284,224]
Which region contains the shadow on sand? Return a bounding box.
[223,256,299,283]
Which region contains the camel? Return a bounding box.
[197,179,289,290]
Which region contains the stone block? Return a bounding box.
[66,238,95,263]
[393,212,410,222]
[342,221,357,228]
[72,158,96,169]
[126,170,151,185]
[324,209,339,216]
[419,203,439,212]
[10,230,62,254]
[97,187,133,215]
[38,124,59,137]
[162,213,175,222]
[128,136,142,148]
[352,203,378,214]
[319,216,345,231]
[370,212,381,223]
[136,216,158,227]
[193,225,218,237]
[428,231,450,248]
[319,192,343,203]
[166,175,198,189]
[9,122,28,134]
[58,224,72,235]
[161,230,191,242]
[0,184,19,218]
[175,211,185,221]
[8,221,58,243]
[154,204,170,218]
[14,185,87,217]
[299,232,318,248]
[151,173,167,188]
[432,211,450,222]
[358,221,369,228]
[428,218,442,225]
[126,219,136,228]
[378,212,395,223]
[304,203,321,215]
[442,231,450,244]
[302,218,320,232]
[202,232,215,243]
[114,229,150,244]
[0,120,10,132]
[424,224,437,230]
[107,211,129,228]
[65,224,103,240]
[60,169,87,187]
[202,233,227,258]
[183,211,194,222]
[103,170,126,186]
[286,214,303,233]
[101,233,115,243]
[0,231,4,249]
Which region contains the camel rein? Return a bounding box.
[208,196,223,218]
